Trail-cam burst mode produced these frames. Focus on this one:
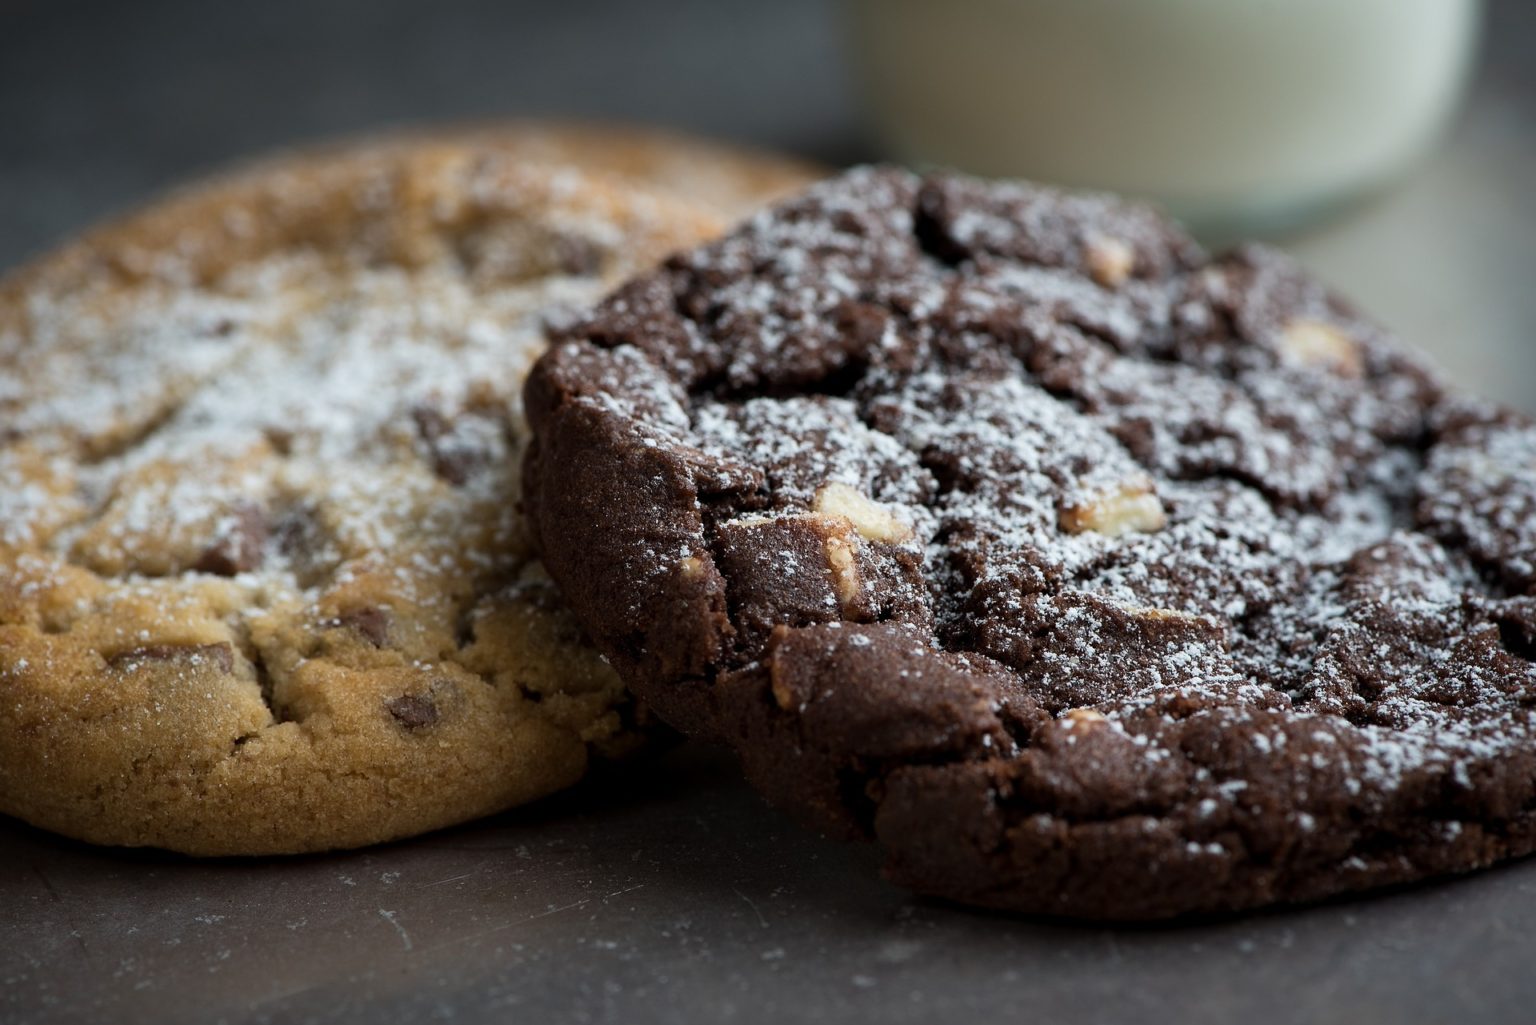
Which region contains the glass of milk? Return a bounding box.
[845,0,1483,239]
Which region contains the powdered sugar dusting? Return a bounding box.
[556,165,1536,835]
[1,159,701,654]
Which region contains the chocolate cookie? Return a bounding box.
[524,167,1536,919]
[0,129,815,855]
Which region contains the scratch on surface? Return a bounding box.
[422,871,477,889]
[32,865,90,960]
[733,887,769,929]
[424,883,646,953]
[378,909,413,952]
[603,883,646,901]
[517,897,590,925]
[508,884,647,930]
[31,865,62,904]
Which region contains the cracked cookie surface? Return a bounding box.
[0,130,812,855]
[524,167,1536,919]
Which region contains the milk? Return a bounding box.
[847,0,1482,238]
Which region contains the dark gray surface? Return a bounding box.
[0,0,862,269]
[7,743,1536,1025]
[3,2,1536,1022]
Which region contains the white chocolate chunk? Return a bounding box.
[1084,236,1136,288]
[1060,476,1167,537]
[1278,318,1364,377]
[823,530,862,607]
[813,482,914,544]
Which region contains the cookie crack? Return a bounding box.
[1497,618,1536,663]
[76,393,189,467]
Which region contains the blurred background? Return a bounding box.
[2,0,1533,409]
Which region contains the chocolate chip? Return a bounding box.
[195,503,267,576]
[411,404,450,444]
[831,299,890,351]
[108,642,235,674]
[548,233,606,277]
[262,426,294,456]
[432,450,481,487]
[386,693,439,730]
[335,606,391,647]
[411,403,494,485]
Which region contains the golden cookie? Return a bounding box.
[0,128,814,855]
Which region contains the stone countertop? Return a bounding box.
[6,743,1536,1025]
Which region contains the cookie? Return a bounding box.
[385,122,823,222]
[235,122,821,227]
[0,128,813,856]
[523,167,1536,919]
